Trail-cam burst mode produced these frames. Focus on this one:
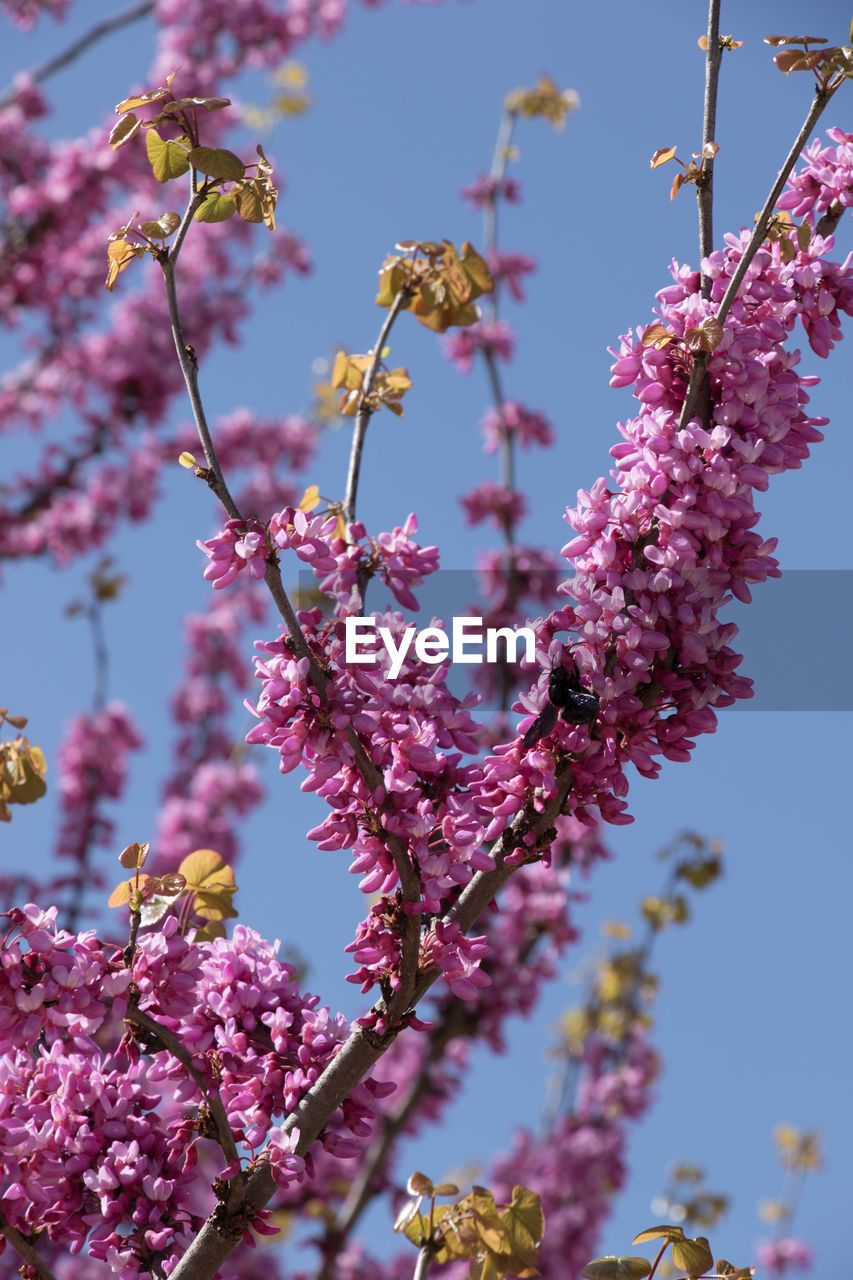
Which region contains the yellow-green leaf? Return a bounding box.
[108,873,151,908]
[581,1258,652,1280]
[146,129,190,183]
[187,145,245,181]
[115,86,171,114]
[178,848,230,890]
[671,1236,714,1276]
[194,191,237,223]
[105,238,144,291]
[632,1226,685,1245]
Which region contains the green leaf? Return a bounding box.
[187,145,245,181]
[146,129,190,183]
[502,1187,544,1261]
[160,95,231,115]
[193,191,237,223]
[581,1258,652,1280]
[671,1236,714,1277]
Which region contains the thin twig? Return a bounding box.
[697,0,723,293]
[167,762,575,1280]
[0,1211,59,1280]
[126,1004,244,1201]
[163,191,423,996]
[483,111,516,325]
[342,288,410,527]
[678,80,839,430]
[0,0,154,111]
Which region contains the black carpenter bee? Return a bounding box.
[522,662,600,750]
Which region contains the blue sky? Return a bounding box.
[1,0,851,1274]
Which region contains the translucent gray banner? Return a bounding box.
[295,569,852,712]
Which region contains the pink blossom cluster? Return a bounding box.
[54,702,143,879]
[755,1238,814,1274]
[460,480,527,529]
[198,518,272,589]
[487,249,537,301]
[0,907,393,1275]
[473,202,853,837]
[442,319,516,374]
[0,68,307,566]
[317,513,439,613]
[0,0,67,27]
[460,174,521,209]
[200,507,440,617]
[777,126,853,223]
[480,400,554,453]
[246,605,496,993]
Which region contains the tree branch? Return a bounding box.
[678,80,840,431]
[342,287,410,528]
[0,0,155,111]
[0,1211,59,1280]
[167,762,574,1280]
[126,1004,243,1188]
[697,0,723,295]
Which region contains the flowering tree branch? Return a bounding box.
[679,71,842,430]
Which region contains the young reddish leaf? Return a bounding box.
[407,1172,434,1196]
[193,191,237,223]
[641,323,673,349]
[650,146,677,169]
[138,211,181,239]
[110,112,141,149]
[119,841,150,869]
[671,172,685,201]
[187,145,245,181]
[146,129,190,183]
[698,34,708,49]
